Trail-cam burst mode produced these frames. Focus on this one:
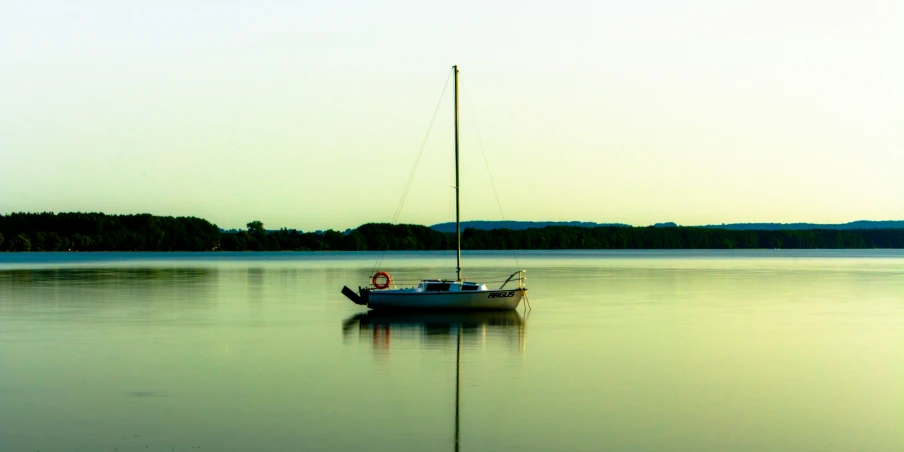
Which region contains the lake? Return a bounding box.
[1,250,902,451]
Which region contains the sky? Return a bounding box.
[1,0,902,231]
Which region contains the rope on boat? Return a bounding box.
[371,68,454,277]
[462,85,523,273]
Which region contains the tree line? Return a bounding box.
[2,213,903,251]
[212,221,904,250]
[457,225,904,250]
[0,212,220,251]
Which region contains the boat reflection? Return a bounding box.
[341,309,529,452]
[342,310,528,353]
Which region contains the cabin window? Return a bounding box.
[461,285,479,291]
[425,283,451,291]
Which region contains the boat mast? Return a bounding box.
[454,65,462,282]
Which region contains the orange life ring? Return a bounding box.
[372,271,391,289]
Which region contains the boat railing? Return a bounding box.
[498,270,526,290]
[372,274,526,287]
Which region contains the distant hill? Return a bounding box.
[430,220,904,232]
[698,221,904,230]
[430,221,631,233]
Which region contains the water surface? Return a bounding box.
[1,251,902,451]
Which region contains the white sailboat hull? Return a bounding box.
[367,288,525,310]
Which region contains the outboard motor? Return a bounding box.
[341,286,367,305]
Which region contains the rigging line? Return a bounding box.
[390,69,453,225]
[461,84,522,271]
[372,68,454,276]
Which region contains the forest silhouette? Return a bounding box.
[1,212,902,251]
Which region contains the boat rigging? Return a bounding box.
[341,65,528,310]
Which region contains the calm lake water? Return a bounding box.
[1,250,902,451]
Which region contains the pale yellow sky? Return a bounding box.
[1,0,902,230]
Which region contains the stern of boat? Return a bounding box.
[341,286,370,306]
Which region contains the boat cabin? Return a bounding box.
[416,279,489,292]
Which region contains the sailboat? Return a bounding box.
[341,66,527,310]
